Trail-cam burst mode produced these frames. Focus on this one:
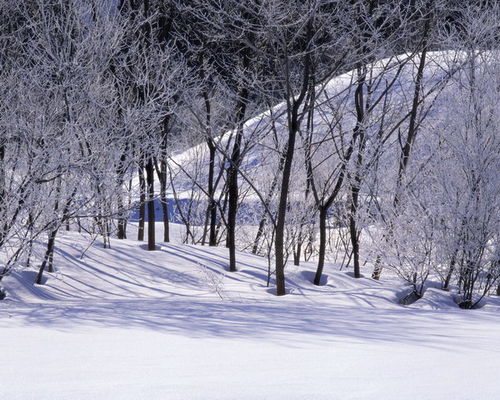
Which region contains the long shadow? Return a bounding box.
[163,243,266,272]
[4,297,500,352]
[53,247,177,298]
[7,235,500,351]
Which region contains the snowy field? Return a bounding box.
[1,227,499,400]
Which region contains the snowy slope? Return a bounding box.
[1,229,499,400]
[167,51,459,194]
[1,51,499,400]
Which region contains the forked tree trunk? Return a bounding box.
[275,29,313,294]
[275,107,300,294]
[312,161,349,285]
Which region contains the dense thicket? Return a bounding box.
[0,0,499,307]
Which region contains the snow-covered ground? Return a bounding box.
[1,227,499,399]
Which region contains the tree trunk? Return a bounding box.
[443,252,457,290]
[159,159,169,243]
[158,113,171,243]
[37,178,65,280]
[349,212,361,278]
[0,141,5,244]
[138,164,145,241]
[206,140,217,246]
[314,207,327,285]
[293,241,302,266]
[117,215,127,239]
[154,158,170,243]
[46,231,57,273]
[117,191,127,239]
[227,88,248,272]
[349,162,363,279]
[201,88,218,247]
[25,216,34,268]
[275,108,300,295]
[394,42,429,207]
[349,65,367,279]
[374,18,431,281]
[372,256,382,280]
[146,158,156,250]
[227,161,238,271]
[251,144,287,254]
[275,28,312,294]
[36,229,58,284]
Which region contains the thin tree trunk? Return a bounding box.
[215,182,230,245]
[36,228,58,284]
[349,67,366,279]
[158,114,171,243]
[227,87,249,272]
[275,29,313,295]
[372,255,382,280]
[138,164,145,241]
[293,241,302,266]
[46,230,57,273]
[207,142,218,247]
[117,165,127,240]
[115,147,128,241]
[275,106,300,294]
[159,159,169,242]
[251,148,286,254]
[313,207,327,285]
[37,178,66,280]
[201,89,218,247]
[349,212,361,278]
[0,141,5,244]
[154,158,170,243]
[293,169,311,267]
[25,212,35,268]
[443,252,457,290]
[394,45,430,207]
[146,158,156,250]
[169,165,194,243]
[373,17,431,280]
[117,193,127,239]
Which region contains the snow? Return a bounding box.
[2,50,499,396]
[1,227,499,399]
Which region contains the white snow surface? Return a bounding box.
[1,227,499,399]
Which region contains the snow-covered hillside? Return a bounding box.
[2,2,500,398]
[168,51,457,197]
[1,228,499,399]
